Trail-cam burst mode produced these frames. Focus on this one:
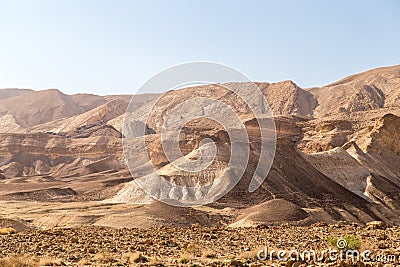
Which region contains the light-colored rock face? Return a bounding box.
[309,64,400,118]
[298,112,400,213]
[365,113,400,155]
[1,65,400,227]
[0,114,25,133]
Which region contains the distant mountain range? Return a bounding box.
[0,64,399,228]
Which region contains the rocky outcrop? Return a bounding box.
[299,119,354,153]
[263,80,317,118]
[339,85,385,113]
[0,114,25,133]
[364,113,400,155]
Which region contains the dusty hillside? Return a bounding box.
[0,64,399,229]
[31,99,129,133]
[0,88,33,100]
[0,89,140,133]
[0,89,84,129]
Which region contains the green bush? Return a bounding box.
[177,257,189,264]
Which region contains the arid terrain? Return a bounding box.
[0,223,399,266]
[1,65,400,266]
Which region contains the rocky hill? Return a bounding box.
[0,88,33,100]
[308,64,400,118]
[0,89,84,129]
[0,64,400,229]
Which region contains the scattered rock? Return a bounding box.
[366,221,386,230]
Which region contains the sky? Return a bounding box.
[0,0,399,95]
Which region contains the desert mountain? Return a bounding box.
[308,64,400,118]
[31,99,128,134]
[0,88,34,100]
[0,89,84,130]
[261,80,317,117]
[0,64,400,228]
[0,89,157,133]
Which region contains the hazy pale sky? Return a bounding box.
[0,0,399,95]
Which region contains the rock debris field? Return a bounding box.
[1,223,400,266]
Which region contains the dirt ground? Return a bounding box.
[1,223,399,266]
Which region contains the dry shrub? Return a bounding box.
[202,249,217,259]
[177,257,189,264]
[92,252,116,263]
[0,228,17,235]
[38,257,63,266]
[185,243,202,257]
[122,252,148,264]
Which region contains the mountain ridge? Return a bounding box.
[0,64,399,228]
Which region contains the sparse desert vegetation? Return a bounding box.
[0,224,399,266]
[0,228,16,235]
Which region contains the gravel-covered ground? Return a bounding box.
[1,223,400,266]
